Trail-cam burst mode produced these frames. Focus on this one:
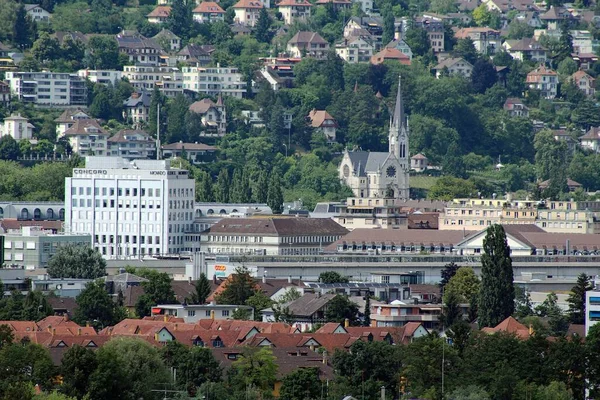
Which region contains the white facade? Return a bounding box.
[5,71,87,106]
[335,36,374,63]
[152,304,254,322]
[0,114,34,141]
[25,5,51,22]
[122,66,183,98]
[65,157,195,259]
[77,70,123,85]
[182,65,247,98]
[586,290,600,335]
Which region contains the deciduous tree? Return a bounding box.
[47,245,106,279]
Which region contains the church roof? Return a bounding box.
[347,151,391,176]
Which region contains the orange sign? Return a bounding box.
[214,265,226,271]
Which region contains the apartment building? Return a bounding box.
[232,0,264,27]
[278,0,312,25]
[2,226,91,270]
[116,32,164,67]
[65,157,196,258]
[415,17,445,53]
[77,69,123,85]
[182,65,247,98]
[192,2,225,23]
[287,32,330,59]
[586,290,600,335]
[455,27,501,55]
[107,130,156,160]
[61,119,109,156]
[122,65,183,98]
[152,304,254,323]
[526,65,558,99]
[5,71,87,106]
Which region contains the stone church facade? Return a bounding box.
[338,77,410,199]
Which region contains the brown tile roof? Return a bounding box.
[538,178,581,189]
[232,0,263,8]
[288,31,328,45]
[315,322,346,334]
[277,0,312,6]
[161,142,217,151]
[54,108,90,123]
[308,110,337,128]
[407,212,439,229]
[454,27,500,38]
[572,70,594,82]
[581,127,600,140]
[256,278,305,298]
[107,129,152,143]
[193,1,225,13]
[0,219,63,233]
[481,316,530,338]
[526,65,557,82]
[147,6,171,17]
[189,98,217,114]
[206,217,348,236]
[370,48,411,65]
[63,119,108,136]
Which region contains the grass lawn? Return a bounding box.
[410,175,439,190]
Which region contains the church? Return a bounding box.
[338,77,410,199]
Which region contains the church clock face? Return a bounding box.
[343,165,350,178]
[386,166,396,178]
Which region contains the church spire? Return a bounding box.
[392,75,404,129]
[389,75,408,161]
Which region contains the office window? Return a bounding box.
[221,310,229,317]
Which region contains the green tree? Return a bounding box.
[165,345,222,392]
[214,266,256,305]
[478,224,515,328]
[13,3,35,48]
[195,170,214,202]
[166,0,193,39]
[230,347,277,393]
[46,245,106,279]
[325,295,359,325]
[557,57,578,76]
[0,324,14,349]
[471,58,498,94]
[0,342,56,396]
[536,292,568,335]
[363,294,371,327]
[453,38,478,64]
[566,273,592,325]
[0,136,21,161]
[319,271,349,283]
[60,345,98,399]
[267,171,283,213]
[31,32,61,63]
[534,129,568,181]
[440,262,460,295]
[22,290,53,321]
[214,168,230,203]
[147,86,167,137]
[190,273,211,305]
[441,288,463,328]
[86,36,120,70]
[442,141,467,178]
[136,270,177,317]
[279,368,321,400]
[89,85,114,121]
[382,4,395,46]
[166,94,190,144]
[473,3,492,26]
[447,385,491,400]
[404,26,430,57]
[245,290,273,321]
[253,7,271,43]
[74,280,122,329]
[444,267,480,303]
[514,286,534,319]
[253,169,268,203]
[428,176,477,200]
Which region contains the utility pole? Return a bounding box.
[156,103,161,160]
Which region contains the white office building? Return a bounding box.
[65,157,195,259]
[182,65,247,98]
[5,71,87,106]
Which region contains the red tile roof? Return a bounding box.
[233,0,263,8]
[147,6,171,17]
[193,1,225,13]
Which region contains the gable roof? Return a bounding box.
[205,217,348,236]
[178,44,215,59]
[308,110,337,127]
[147,6,171,18]
[189,98,218,114]
[288,31,328,45]
[581,126,600,140]
[370,48,411,65]
[277,0,312,6]
[153,29,180,41]
[55,108,90,123]
[526,65,557,80]
[285,293,337,317]
[572,70,594,82]
[481,316,530,338]
[434,57,472,70]
[232,0,263,8]
[108,129,152,143]
[63,119,108,136]
[161,142,217,151]
[124,90,152,107]
[193,1,226,13]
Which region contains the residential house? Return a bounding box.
[0,114,34,141]
[414,17,445,53]
[502,38,547,63]
[352,0,372,13]
[410,153,429,172]
[62,119,109,156]
[370,299,457,330]
[571,70,595,97]
[540,6,575,30]
[315,0,352,11]
[385,38,413,60]
[232,0,264,27]
[455,27,501,55]
[123,90,152,126]
[308,109,337,142]
[262,293,338,331]
[0,81,10,107]
[0,43,15,71]
[277,0,312,25]
[572,53,599,70]
[526,65,558,99]
[344,17,382,43]
[122,65,183,97]
[513,11,543,27]
[552,129,577,153]
[25,4,51,23]
[107,130,156,160]
[152,29,181,52]
[151,304,254,323]
[503,98,529,117]
[188,96,227,136]
[182,65,247,98]
[200,217,348,255]
[54,108,90,137]
[116,32,164,66]
[177,44,214,66]
[370,47,411,65]
[192,2,226,23]
[147,6,171,24]
[77,69,123,85]
[580,127,600,153]
[335,36,374,63]
[162,142,218,164]
[481,316,531,338]
[571,30,596,54]
[433,57,473,78]
[287,32,329,59]
[240,109,292,129]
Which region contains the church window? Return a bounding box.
[343,165,350,177]
[386,166,396,178]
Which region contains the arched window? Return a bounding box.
[0,207,4,218]
[34,208,41,220]
[47,209,54,219]
[219,209,226,215]
[21,208,29,220]
[207,209,214,215]
[59,208,65,220]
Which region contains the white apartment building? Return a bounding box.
[65,157,195,259]
[232,0,264,27]
[61,119,109,156]
[0,114,34,141]
[5,71,87,106]
[77,69,123,85]
[122,65,183,98]
[182,65,247,98]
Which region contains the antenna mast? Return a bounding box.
[156,103,161,160]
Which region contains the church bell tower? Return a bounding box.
[389,76,409,169]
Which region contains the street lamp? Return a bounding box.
[282,143,288,157]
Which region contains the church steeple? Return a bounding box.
[389,76,408,164]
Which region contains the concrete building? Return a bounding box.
[455,27,501,55]
[151,303,254,322]
[5,71,87,106]
[335,36,374,63]
[287,32,330,59]
[122,65,183,98]
[182,65,247,98]
[0,114,34,141]
[54,109,90,137]
[77,69,123,85]
[0,202,65,221]
[199,217,348,255]
[116,32,164,67]
[161,142,217,164]
[2,226,91,270]
[65,157,196,258]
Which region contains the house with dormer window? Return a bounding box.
[232,0,264,27]
[62,119,109,156]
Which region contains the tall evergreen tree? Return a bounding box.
[229,168,246,203]
[253,7,272,43]
[363,294,371,327]
[214,168,230,203]
[440,262,460,295]
[441,289,462,328]
[191,273,212,305]
[478,224,515,328]
[567,273,593,325]
[196,170,214,202]
[267,172,283,213]
[166,0,193,39]
[13,3,35,48]
[166,94,190,144]
[253,170,268,203]
[382,4,395,46]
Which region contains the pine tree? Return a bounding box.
[254,7,272,43]
[13,3,35,48]
[253,170,268,203]
[191,273,212,304]
[166,94,190,144]
[267,172,283,214]
[166,0,193,39]
[229,168,244,203]
[214,168,230,203]
[441,289,462,328]
[196,170,214,202]
[567,273,593,325]
[478,224,515,328]
[363,294,371,327]
[382,4,395,46]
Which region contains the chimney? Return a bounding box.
[188,276,192,284]
[154,333,159,341]
[77,328,81,336]
[211,310,215,320]
[52,328,56,336]
[322,350,327,364]
[164,315,168,323]
[344,318,350,328]
[288,275,292,283]
[381,386,385,400]
[86,322,90,328]
[213,274,217,284]
[47,325,52,333]
[174,323,178,331]
[262,271,267,284]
